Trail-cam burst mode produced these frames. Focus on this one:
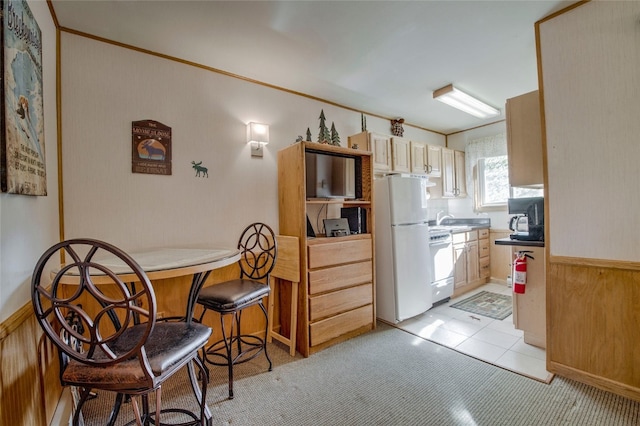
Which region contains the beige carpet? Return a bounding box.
[81,323,640,425]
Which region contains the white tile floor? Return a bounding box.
[395,282,554,383]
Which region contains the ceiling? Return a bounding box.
[50,0,572,135]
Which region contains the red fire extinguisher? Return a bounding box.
[513,251,534,294]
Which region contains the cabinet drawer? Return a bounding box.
[479,228,489,239]
[308,238,372,269]
[310,304,373,347]
[452,232,466,244]
[453,230,478,244]
[309,283,372,321]
[479,238,490,258]
[480,256,490,278]
[308,260,372,295]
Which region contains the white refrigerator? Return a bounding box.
[375,175,432,323]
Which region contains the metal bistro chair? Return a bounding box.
[196,222,277,399]
[31,238,213,426]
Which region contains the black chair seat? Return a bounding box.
[197,279,271,312]
[63,322,212,390]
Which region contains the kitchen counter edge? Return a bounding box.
[494,237,544,248]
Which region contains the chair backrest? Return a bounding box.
[31,239,156,370]
[237,223,277,281]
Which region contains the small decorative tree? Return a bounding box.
[306,127,312,142]
[330,122,341,146]
[317,109,330,143]
[361,113,367,132]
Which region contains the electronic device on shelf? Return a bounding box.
[341,206,367,234]
[323,218,351,237]
[508,197,544,241]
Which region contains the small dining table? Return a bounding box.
[56,247,241,321]
[55,246,240,423]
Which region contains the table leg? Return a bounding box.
[185,270,212,323]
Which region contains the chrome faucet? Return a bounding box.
[436,211,454,226]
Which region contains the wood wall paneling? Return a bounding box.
[0,316,52,426]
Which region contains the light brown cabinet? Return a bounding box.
[442,148,466,198]
[410,141,442,177]
[453,228,490,297]
[278,141,376,357]
[390,136,411,173]
[479,228,491,279]
[410,141,428,174]
[506,90,543,187]
[348,131,391,172]
[427,145,442,177]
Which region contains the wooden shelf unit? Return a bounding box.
[278,142,376,357]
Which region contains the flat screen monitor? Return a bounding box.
[305,151,356,199]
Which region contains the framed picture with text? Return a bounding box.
[0,0,46,195]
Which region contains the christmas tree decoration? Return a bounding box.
[330,122,341,146]
[317,109,330,144]
[391,118,405,137]
[306,127,312,142]
[361,113,367,132]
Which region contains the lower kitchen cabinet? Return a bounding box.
[479,228,490,279]
[453,228,490,297]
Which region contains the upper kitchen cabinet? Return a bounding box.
[442,148,467,198]
[427,145,442,177]
[410,141,428,174]
[506,90,543,187]
[348,131,391,172]
[390,137,411,173]
[410,141,442,177]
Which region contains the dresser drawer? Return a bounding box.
[309,304,373,347]
[309,284,372,321]
[308,261,372,295]
[308,238,372,269]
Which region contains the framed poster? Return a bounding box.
[132,120,172,175]
[0,0,46,195]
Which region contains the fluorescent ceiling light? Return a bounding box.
[433,84,500,119]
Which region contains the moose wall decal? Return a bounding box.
[191,161,208,178]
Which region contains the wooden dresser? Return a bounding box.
[277,142,376,357]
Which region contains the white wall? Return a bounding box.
[446,121,511,230]
[0,1,58,322]
[60,33,446,251]
[540,1,640,261]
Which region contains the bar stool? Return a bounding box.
[196,222,277,399]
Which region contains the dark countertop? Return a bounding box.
[429,218,491,233]
[495,237,545,247]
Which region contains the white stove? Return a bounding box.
[429,227,454,304]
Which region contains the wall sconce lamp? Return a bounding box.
[247,122,269,157]
[433,84,500,119]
